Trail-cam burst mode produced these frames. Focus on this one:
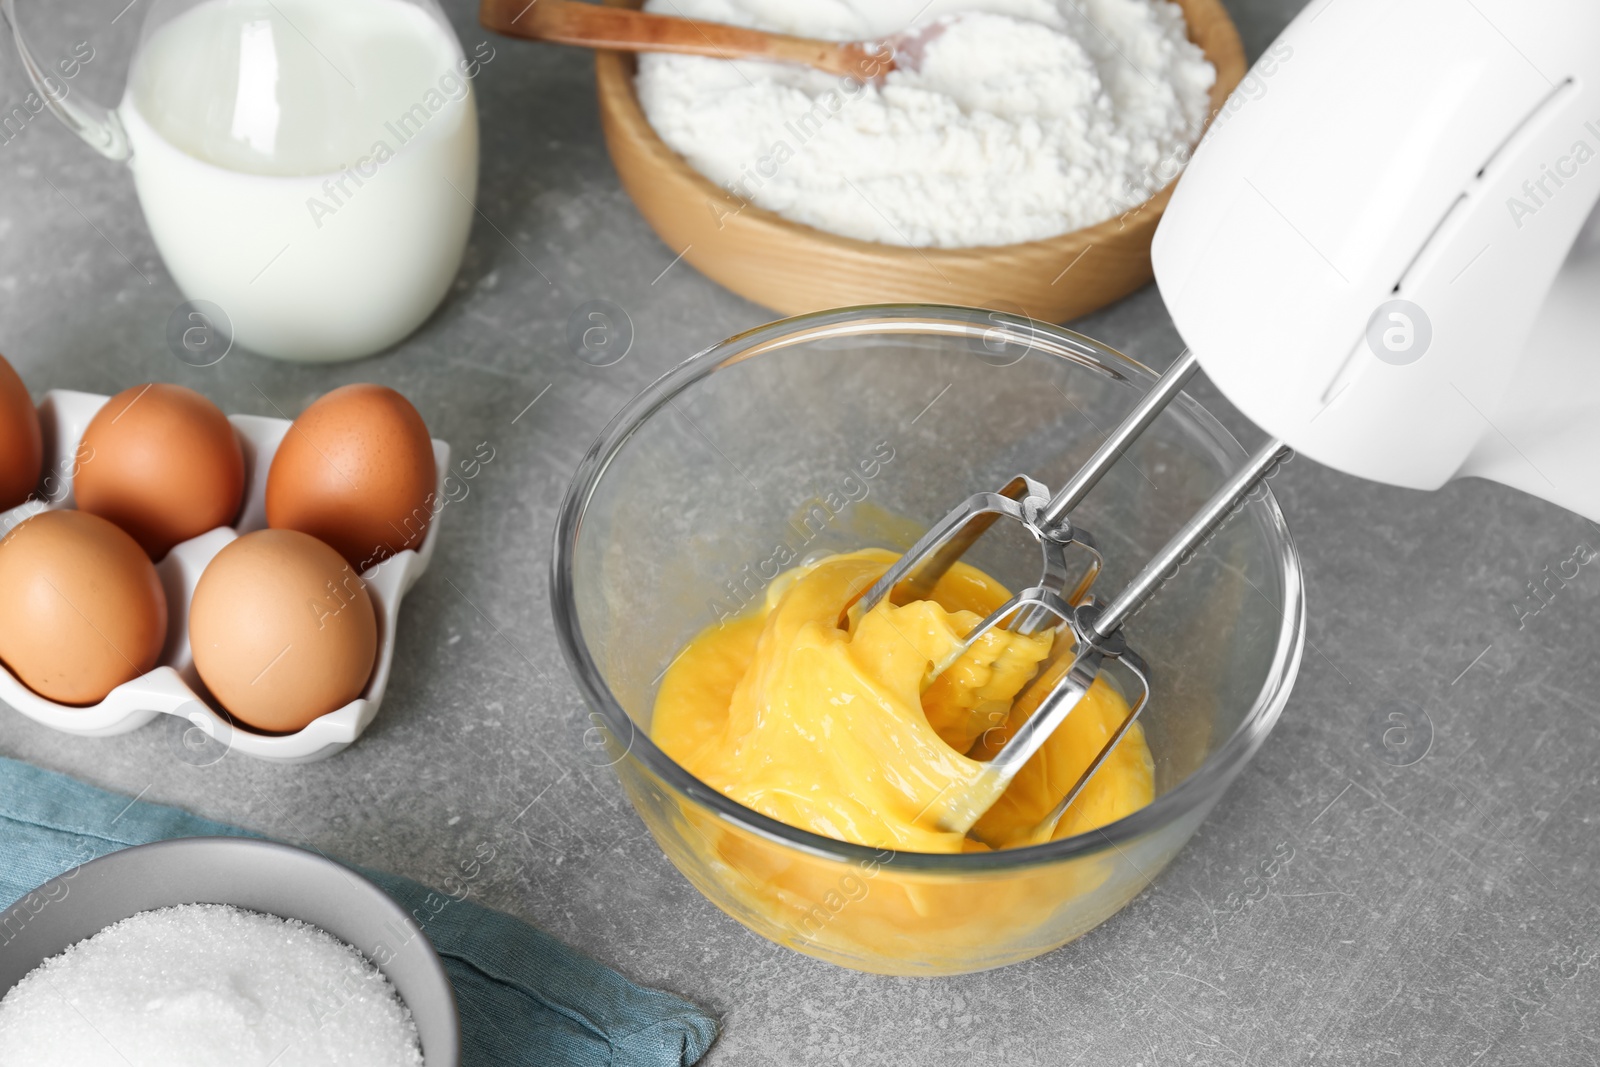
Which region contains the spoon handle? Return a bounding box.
[480,0,888,78]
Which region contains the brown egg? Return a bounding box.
[74,383,245,560]
[0,510,168,705]
[189,529,377,734]
[0,352,43,512]
[265,384,437,571]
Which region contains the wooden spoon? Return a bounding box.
[480,0,952,80]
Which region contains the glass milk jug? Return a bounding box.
[3,0,481,362]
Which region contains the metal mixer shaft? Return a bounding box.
[842,350,1291,841]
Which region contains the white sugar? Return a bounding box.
[0,903,423,1067]
[636,0,1216,248]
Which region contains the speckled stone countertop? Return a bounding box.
[2,1,1597,1063]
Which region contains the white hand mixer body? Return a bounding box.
[1155,0,1600,523]
[853,0,1599,839]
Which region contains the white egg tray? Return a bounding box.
[0,390,449,764]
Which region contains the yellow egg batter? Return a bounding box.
[653,549,1154,853]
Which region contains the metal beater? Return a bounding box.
[841,349,1290,841]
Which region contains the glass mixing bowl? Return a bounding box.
[552,305,1304,976]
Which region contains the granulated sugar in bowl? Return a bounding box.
[0,903,422,1066]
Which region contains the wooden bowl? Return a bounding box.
[594,0,1246,319]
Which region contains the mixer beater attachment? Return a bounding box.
[841,350,1291,841]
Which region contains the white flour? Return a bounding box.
[636,0,1215,248]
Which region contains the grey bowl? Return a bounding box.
[0,837,460,1066]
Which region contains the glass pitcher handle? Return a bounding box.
[1,0,129,160]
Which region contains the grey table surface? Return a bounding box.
[3,1,1598,1064]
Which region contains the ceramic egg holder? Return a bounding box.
[0,390,449,764]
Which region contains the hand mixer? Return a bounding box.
[851,0,1600,841]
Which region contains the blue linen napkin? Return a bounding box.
[0,756,718,1066]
